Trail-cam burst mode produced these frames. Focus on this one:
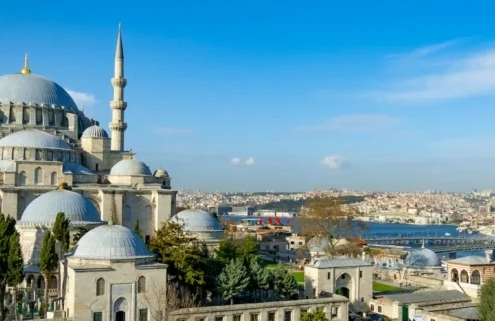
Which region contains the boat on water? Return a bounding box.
[231,217,293,233]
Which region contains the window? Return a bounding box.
[93,312,103,321]
[139,308,148,321]
[471,270,481,285]
[371,304,374,311]
[18,171,27,185]
[48,110,54,125]
[36,109,42,125]
[47,151,53,161]
[233,315,242,321]
[331,307,338,317]
[34,167,43,185]
[341,274,345,279]
[378,306,382,313]
[35,149,42,160]
[95,164,99,171]
[50,172,57,185]
[359,271,363,278]
[22,107,29,124]
[327,272,331,279]
[215,317,224,321]
[145,235,151,244]
[268,312,276,321]
[96,278,105,296]
[138,276,146,293]
[361,297,364,302]
[284,311,292,321]
[250,313,259,321]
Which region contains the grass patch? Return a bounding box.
[291,271,304,283]
[373,282,405,293]
[261,259,280,269]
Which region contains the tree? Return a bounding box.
[134,219,143,239]
[271,264,299,299]
[141,281,198,321]
[301,309,329,321]
[70,226,90,251]
[53,212,70,253]
[249,258,271,301]
[299,196,367,256]
[237,235,259,263]
[149,221,205,288]
[480,278,495,320]
[7,231,24,321]
[0,215,18,321]
[217,259,250,305]
[39,232,58,303]
[216,239,238,266]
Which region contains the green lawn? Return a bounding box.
[373,281,405,293]
[291,271,304,283]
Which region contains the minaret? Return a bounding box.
[109,23,127,151]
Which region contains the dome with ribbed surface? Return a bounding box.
[0,130,72,150]
[70,224,154,260]
[172,209,223,232]
[154,168,169,178]
[0,74,79,111]
[110,159,152,176]
[82,125,109,138]
[405,248,441,268]
[20,189,101,223]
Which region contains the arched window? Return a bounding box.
[451,268,459,282]
[22,107,29,124]
[34,167,43,185]
[18,171,27,185]
[96,278,105,296]
[35,109,42,125]
[50,172,57,185]
[137,276,146,293]
[460,270,469,283]
[471,270,481,285]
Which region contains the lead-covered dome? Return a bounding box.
[0,74,79,111]
[0,130,72,150]
[82,125,109,138]
[405,247,441,268]
[172,209,223,232]
[110,159,152,176]
[20,189,101,224]
[70,223,154,260]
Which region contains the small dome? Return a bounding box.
[20,189,101,224]
[110,159,152,176]
[0,130,72,150]
[172,209,223,232]
[0,73,79,111]
[154,168,169,178]
[405,248,441,268]
[71,224,154,260]
[82,125,109,138]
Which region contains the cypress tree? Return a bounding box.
[8,231,24,321]
[249,259,271,301]
[133,219,143,239]
[53,212,71,253]
[39,232,58,303]
[217,259,250,305]
[0,214,18,321]
[70,226,90,250]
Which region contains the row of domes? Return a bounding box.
[18,189,222,260]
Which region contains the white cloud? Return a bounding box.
[245,157,255,166]
[152,126,194,135]
[296,114,401,133]
[321,155,347,169]
[66,89,96,107]
[373,45,495,102]
[386,39,461,60]
[231,157,241,166]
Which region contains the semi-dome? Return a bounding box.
[70,223,154,260]
[110,159,152,176]
[172,209,223,232]
[405,247,441,268]
[0,73,79,111]
[20,189,101,224]
[82,125,109,138]
[154,168,169,178]
[0,130,72,150]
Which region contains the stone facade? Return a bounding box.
[169,297,349,321]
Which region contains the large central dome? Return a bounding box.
[0,73,79,111]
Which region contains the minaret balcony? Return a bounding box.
[109,122,128,131]
[111,77,127,87]
[110,101,127,110]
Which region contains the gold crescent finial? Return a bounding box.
[21,53,31,74]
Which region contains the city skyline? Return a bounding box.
[2,1,495,192]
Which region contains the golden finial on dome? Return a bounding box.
[20,53,31,74]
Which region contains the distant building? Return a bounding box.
[208,205,232,216]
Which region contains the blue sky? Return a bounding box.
[2,1,495,192]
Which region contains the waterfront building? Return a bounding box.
[0,25,176,243]
[304,256,373,312]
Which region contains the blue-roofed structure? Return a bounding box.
[110,159,152,176]
[171,209,224,246]
[0,129,72,150]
